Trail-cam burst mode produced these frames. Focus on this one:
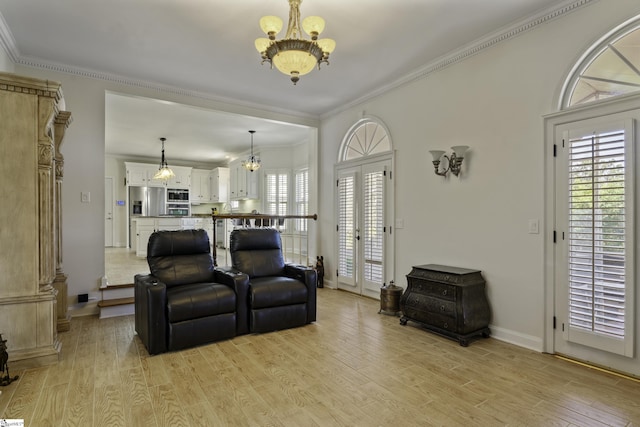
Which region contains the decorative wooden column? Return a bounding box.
[0,72,71,367]
[53,111,72,332]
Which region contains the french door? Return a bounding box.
[336,158,393,299]
[554,113,636,366]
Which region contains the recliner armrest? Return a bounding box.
[134,274,169,355]
[284,264,317,323]
[284,264,316,285]
[214,267,250,334]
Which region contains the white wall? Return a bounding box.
[12,65,318,314]
[318,0,640,350]
[10,0,640,351]
[0,45,14,73]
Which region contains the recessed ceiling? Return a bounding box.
[0,0,567,163]
[105,92,312,165]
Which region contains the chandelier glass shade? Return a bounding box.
[153,137,175,181]
[255,0,336,85]
[242,130,261,172]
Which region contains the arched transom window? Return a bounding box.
[340,119,391,161]
[563,17,640,108]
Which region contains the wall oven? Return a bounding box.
[167,188,189,202]
[166,203,190,216]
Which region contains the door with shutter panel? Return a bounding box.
[336,160,391,298]
[554,114,635,361]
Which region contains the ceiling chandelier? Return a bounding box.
[153,137,175,181]
[255,0,336,85]
[242,130,261,172]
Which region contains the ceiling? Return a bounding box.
[104,92,312,166]
[0,0,566,164]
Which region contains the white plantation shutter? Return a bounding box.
[563,118,634,357]
[337,173,355,285]
[295,169,308,232]
[363,169,384,285]
[265,170,289,217]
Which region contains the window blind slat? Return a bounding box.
[338,176,355,279]
[567,130,627,340]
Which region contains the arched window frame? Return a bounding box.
[559,15,640,110]
[338,116,393,163]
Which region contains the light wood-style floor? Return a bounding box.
[1,289,639,426]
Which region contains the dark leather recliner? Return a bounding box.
[216,228,317,334]
[134,229,249,355]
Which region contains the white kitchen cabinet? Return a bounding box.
[165,166,192,189]
[210,167,229,203]
[203,218,214,249]
[181,217,214,250]
[135,225,155,258]
[125,162,166,187]
[229,159,260,200]
[190,169,212,204]
[157,218,182,231]
[132,218,155,257]
[133,217,181,257]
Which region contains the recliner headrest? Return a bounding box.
[148,229,210,257]
[230,228,282,252]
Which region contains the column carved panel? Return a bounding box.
[53,111,72,332]
[0,72,69,367]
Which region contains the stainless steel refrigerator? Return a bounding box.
[129,186,166,247]
[129,186,166,216]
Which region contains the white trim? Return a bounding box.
[321,0,595,119]
[0,11,18,63]
[489,324,544,352]
[338,115,394,163]
[105,176,115,248]
[0,2,594,120]
[544,91,640,354]
[558,14,640,110]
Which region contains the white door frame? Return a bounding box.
[334,151,395,298]
[544,92,640,376]
[105,176,114,247]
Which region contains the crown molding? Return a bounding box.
[320,0,597,120]
[0,10,18,62]
[14,54,320,122]
[1,1,596,121]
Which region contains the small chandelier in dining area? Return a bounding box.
[255,0,336,85]
[153,137,175,181]
[243,130,261,172]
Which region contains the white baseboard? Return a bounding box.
[69,301,100,317]
[489,324,543,352]
[99,303,135,319]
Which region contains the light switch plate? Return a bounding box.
[528,219,539,234]
[81,191,90,203]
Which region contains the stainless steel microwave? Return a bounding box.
[167,188,189,202]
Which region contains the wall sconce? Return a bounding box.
[428,146,469,177]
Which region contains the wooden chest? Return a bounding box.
[400,264,490,346]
